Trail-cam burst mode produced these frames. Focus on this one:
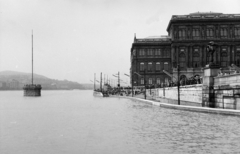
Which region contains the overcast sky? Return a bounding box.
[0,0,239,84]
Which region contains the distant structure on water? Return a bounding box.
[23,31,42,96]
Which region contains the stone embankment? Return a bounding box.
[111,94,240,116]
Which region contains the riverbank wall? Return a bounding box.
[145,64,240,111]
[146,84,202,107]
[112,95,240,116]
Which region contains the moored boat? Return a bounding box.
[93,90,103,97]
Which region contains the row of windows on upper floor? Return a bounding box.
[174,27,240,39]
[137,77,169,85]
[177,49,240,68]
[139,62,169,71]
[132,49,170,58]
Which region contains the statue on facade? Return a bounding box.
[206,41,217,63]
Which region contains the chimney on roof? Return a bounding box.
[134,33,136,42]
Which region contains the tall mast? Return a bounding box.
[94,73,96,90]
[32,30,33,85]
[100,72,102,92]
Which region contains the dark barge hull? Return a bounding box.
[23,84,42,96]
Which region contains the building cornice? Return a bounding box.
[167,13,240,32]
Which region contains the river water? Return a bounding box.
[0,90,240,154]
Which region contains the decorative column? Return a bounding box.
[171,46,175,68]
[186,46,189,68]
[217,46,221,65]
[199,46,203,67]
[176,46,179,64]
[202,64,220,107]
[189,45,193,68]
[232,45,235,64]
[228,46,231,66]
[202,45,206,67]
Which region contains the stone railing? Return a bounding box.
[172,14,240,20]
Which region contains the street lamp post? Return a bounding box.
[113,72,121,95]
[177,64,180,105]
[124,73,133,97]
[134,71,146,99]
[144,69,146,99]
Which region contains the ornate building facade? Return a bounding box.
[168,12,240,79]
[130,12,240,87]
[131,35,171,87]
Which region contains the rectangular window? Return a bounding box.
[156,62,160,71]
[149,78,152,85]
[221,51,228,67]
[165,78,169,84]
[166,50,170,58]
[139,49,145,56]
[207,29,214,37]
[141,78,144,85]
[164,62,168,71]
[179,62,185,68]
[140,63,145,71]
[148,62,152,71]
[179,29,186,39]
[220,28,227,37]
[148,49,153,56]
[193,29,200,38]
[235,28,240,37]
[155,49,161,56]
[156,78,160,84]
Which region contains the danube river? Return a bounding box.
[0,90,240,154]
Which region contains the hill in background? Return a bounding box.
[0,71,93,90]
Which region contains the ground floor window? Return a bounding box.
[141,78,144,85]
[164,62,169,71]
[179,53,186,68]
[221,52,228,67]
[149,78,152,84]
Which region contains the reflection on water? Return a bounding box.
[0,90,240,154]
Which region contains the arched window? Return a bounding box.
[193,52,200,68]
[156,62,160,71]
[221,52,228,67]
[140,62,145,71]
[164,62,168,71]
[148,62,152,71]
[179,53,186,68]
